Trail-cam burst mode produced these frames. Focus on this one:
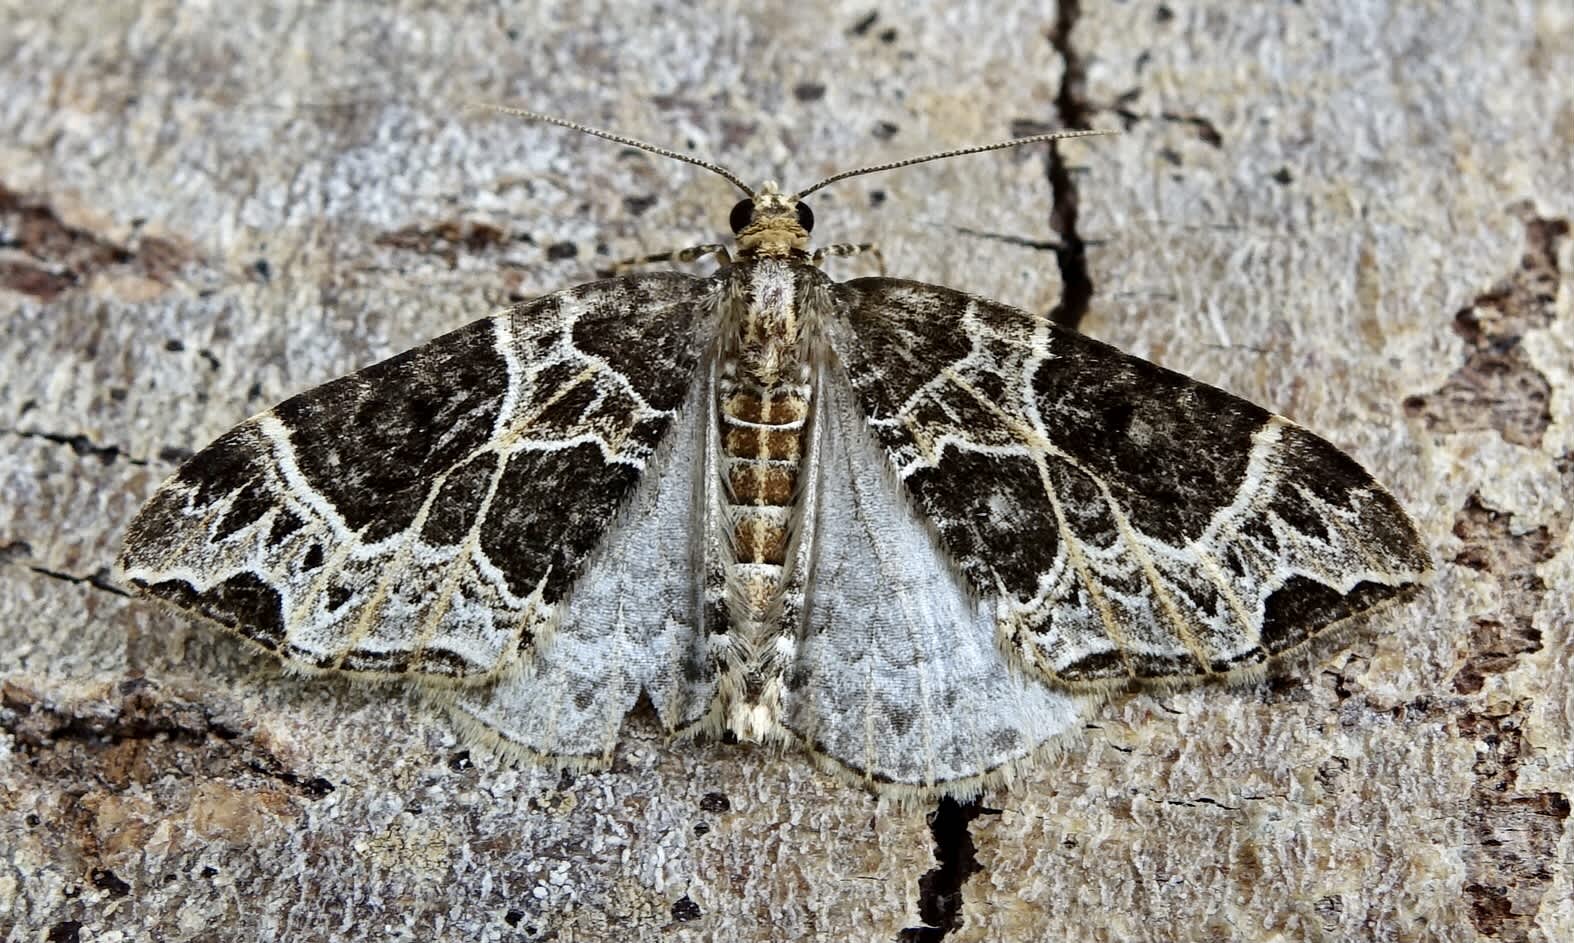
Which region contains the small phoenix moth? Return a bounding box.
[117,109,1430,798]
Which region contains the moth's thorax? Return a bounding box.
[723,259,814,386]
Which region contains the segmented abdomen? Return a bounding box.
[719,367,810,626]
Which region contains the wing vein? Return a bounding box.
[938,366,1136,678]
[1097,488,1219,675]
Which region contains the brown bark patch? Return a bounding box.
[1405,206,1568,448]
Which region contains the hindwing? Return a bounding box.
[785,369,1087,792]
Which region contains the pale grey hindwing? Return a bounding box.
[117,273,714,684]
[449,366,719,761]
[781,367,1087,791]
[824,277,1431,690]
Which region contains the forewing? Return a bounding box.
[117,272,713,683]
[826,277,1430,689]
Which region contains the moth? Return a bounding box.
[117,110,1431,798]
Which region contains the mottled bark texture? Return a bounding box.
[2,3,1570,941]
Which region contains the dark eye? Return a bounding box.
[795,201,814,233]
[729,199,754,233]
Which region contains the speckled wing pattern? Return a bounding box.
[781,369,1085,788]
[117,273,712,684]
[825,277,1431,691]
[117,255,1430,796]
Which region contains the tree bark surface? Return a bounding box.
[2,3,1570,941]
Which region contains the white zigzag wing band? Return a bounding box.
[826,278,1430,691]
[118,273,712,684]
[118,144,1430,798]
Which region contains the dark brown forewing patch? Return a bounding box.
[174,425,273,508]
[533,372,600,426]
[832,277,1429,694]
[467,274,707,601]
[324,584,354,612]
[215,478,273,541]
[118,428,273,574]
[120,273,710,683]
[1042,456,1119,550]
[481,443,643,601]
[1272,425,1432,573]
[833,279,975,420]
[833,277,1268,590]
[420,451,499,547]
[1056,648,1127,682]
[300,543,324,571]
[570,274,706,413]
[413,646,480,678]
[1211,646,1268,674]
[904,450,1055,598]
[272,316,509,544]
[267,509,305,545]
[1027,324,1269,547]
[1130,651,1205,678]
[141,575,286,650]
[1259,576,1414,655]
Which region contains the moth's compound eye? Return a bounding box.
[795,201,815,233]
[729,199,755,234]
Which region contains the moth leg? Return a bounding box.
[812,242,885,275]
[610,243,732,273]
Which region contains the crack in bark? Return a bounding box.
[1,677,335,799]
[1044,0,1094,331]
[1094,90,1223,147]
[898,797,996,942]
[3,539,131,600]
[0,426,150,467]
[950,225,1064,253]
[898,11,1104,936]
[24,563,132,598]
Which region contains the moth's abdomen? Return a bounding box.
[714,367,811,741]
[719,375,810,606]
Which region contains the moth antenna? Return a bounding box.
[472,104,756,197]
[792,128,1116,199]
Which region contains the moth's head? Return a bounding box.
[730,181,813,258]
[475,107,1114,266]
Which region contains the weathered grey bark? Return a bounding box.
[1,2,1569,941]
